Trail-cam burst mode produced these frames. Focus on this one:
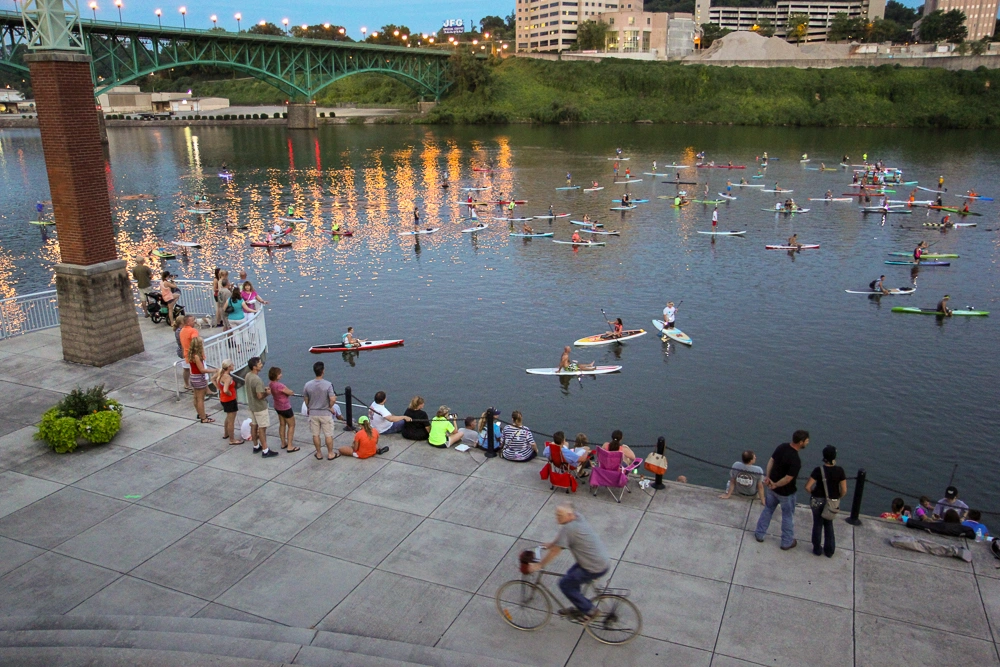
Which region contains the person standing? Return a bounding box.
[268,367,298,453]
[245,357,276,458]
[216,278,233,331]
[754,430,809,550]
[803,445,847,557]
[187,337,213,423]
[303,361,338,460]
[214,360,241,445]
[132,258,153,315]
[712,207,718,231]
[178,315,200,391]
[662,301,677,330]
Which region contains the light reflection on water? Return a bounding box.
[1,124,999,515]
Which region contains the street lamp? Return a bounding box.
[154,8,161,26]
[114,0,122,23]
[179,5,186,29]
[361,26,367,40]
[323,22,330,29]
[89,1,97,21]
[282,18,289,32]
[210,14,216,28]
[393,29,399,36]
[234,12,241,31]
[338,27,345,35]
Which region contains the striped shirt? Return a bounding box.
[501,424,536,461]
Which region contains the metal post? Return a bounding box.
[343,385,354,431]
[846,468,866,526]
[484,407,497,458]
[653,436,666,490]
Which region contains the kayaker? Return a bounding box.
[272,222,283,236]
[611,318,624,338]
[787,234,802,250]
[591,180,599,189]
[852,173,859,184]
[342,326,363,348]
[674,196,682,207]
[560,346,595,373]
[962,202,969,214]
[712,207,719,231]
[727,160,733,168]
[740,176,748,185]
[937,295,953,317]
[663,301,677,329]
[508,201,516,216]
[967,189,979,197]
[908,191,916,205]
[331,220,342,234]
[941,214,953,228]
[913,241,928,262]
[523,222,535,235]
[571,230,582,243]
[653,160,657,171]
[801,153,808,161]
[935,194,943,207]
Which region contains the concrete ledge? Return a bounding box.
[22,52,93,65]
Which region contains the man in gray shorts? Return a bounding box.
[302,361,337,460]
[527,503,610,621]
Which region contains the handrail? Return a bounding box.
[202,310,268,373]
[0,289,59,340]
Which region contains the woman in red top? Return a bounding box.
[339,415,379,459]
[214,360,241,443]
[187,337,213,423]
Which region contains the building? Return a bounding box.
[95,85,229,114]
[694,0,886,42]
[515,0,621,52]
[920,0,999,40]
[168,97,230,113]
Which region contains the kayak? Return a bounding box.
[718,193,738,200]
[583,187,605,192]
[580,229,620,235]
[609,206,636,211]
[670,202,689,208]
[892,307,988,316]
[553,240,606,246]
[611,199,649,204]
[845,287,916,295]
[698,230,746,236]
[526,366,622,376]
[309,339,405,354]
[494,200,528,205]
[861,208,911,214]
[888,252,958,258]
[330,230,354,236]
[534,214,572,219]
[472,167,494,172]
[170,241,201,248]
[399,228,440,236]
[556,186,581,190]
[151,249,175,258]
[956,211,982,216]
[510,232,553,237]
[462,187,491,191]
[885,260,950,266]
[765,244,819,250]
[28,220,55,226]
[924,222,975,228]
[461,224,489,233]
[808,198,852,202]
[571,220,603,227]
[692,199,726,205]
[652,320,692,345]
[956,194,992,201]
[574,330,647,346]
[251,241,292,248]
[929,206,959,212]
[187,208,213,214]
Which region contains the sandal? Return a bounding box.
[287,446,300,453]
[200,418,215,424]
[327,452,340,460]
[314,453,323,460]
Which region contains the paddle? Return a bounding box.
[600,308,617,336]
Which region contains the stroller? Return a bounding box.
[146,291,184,324]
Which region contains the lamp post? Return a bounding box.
[154,8,161,26]
[179,5,185,28]
[282,18,289,33]
[114,0,122,23]
[89,1,97,21]
[360,26,366,41]
[234,12,241,31]
[210,14,216,29]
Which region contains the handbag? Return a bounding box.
[819,466,840,520]
[644,451,668,476]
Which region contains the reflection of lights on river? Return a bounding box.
[183,127,201,173]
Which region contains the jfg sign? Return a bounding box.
[442,19,464,34]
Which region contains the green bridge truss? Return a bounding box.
[0,10,453,100]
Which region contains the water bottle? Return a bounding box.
[976,527,984,543]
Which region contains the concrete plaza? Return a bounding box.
[0,322,999,665]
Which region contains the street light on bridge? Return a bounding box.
[179,6,186,28]
[281,18,288,32]
[114,0,122,23]
[154,8,161,26]
[211,14,217,28]
[360,26,366,40]
[89,1,97,21]
[234,12,241,31]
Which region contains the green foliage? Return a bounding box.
[290,24,353,41]
[755,18,776,37]
[58,385,111,419]
[644,0,695,13]
[829,13,865,41]
[885,0,920,28]
[79,408,122,445]
[574,21,610,51]
[919,9,968,43]
[36,409,80,454]
[35,398,122,454]
[248,22,285,37]
[448,50,493,94]
[480,15,514,41]
[970,36,990,55]
[366,25,412,45]
[700,23,732,48]
[786,13,811,43]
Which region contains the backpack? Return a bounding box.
[869,280,878,290]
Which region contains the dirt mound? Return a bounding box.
[692,31,851,61]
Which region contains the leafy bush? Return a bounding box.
[79,408,122,444]
[273,112,280,118]
[37,409,80,454]
[58,385,112,419]
[34,385,123,453]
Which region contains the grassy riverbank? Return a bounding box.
[153,73,418,107]
[424,58,1000,128]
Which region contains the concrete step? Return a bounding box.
[0,616,530,667]
[0,646,283,667]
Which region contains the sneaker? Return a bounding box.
[557,607,578,617]
[754,535,765,543]
[252,445,262,453]
[780,540,798,551]
[261,449,278,458]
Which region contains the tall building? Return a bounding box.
[694,0,886,42]
[921,0,999,40]
[515,0,621,52]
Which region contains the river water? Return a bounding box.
[1,124,998,516]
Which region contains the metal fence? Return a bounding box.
[202,310,268,373]
[0,290,59,340]
[173,280,216,317]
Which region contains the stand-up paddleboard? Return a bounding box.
[583,187,605,192]
[29,220,55,226]
[151,249,175,258]
[697,164,746,169]
[534,213,572,219]
[493,217,534,222]
[761,189,794,193]
[765,244,819,250]
[462,223,489,233]
[250,241,292,248]
[607,157,630,160]
[763,208,810,214]
[218,172,233,180]
[462,186,491,191]
[309,339,404,353]
[956,194,992,201]
[610,206,636,211]
[663,181,698,185]
[652,319,692,345]
[574,330,647,346]
[187,208,213,214]
[611,199,649,204]
[808,198,852,202]
[732,184,765,188]
[892,307,988,316]
[580,228,620,235]
[170,241,201,248]
[553,240,606,246]
[799,159,811,163]
[692,199,726,205]
[888,252,958,258]
[698,230,746,236]
[845,287,915,295]
[526,366,622,376]
[885,260,950,266]
[861,208,911,214]
[510,232,554,237]
[718,193,738,200]
[613,179,643,184]
[400,228,440,236]
[924,222,975,228]
[571,220,603,227]
[556,186,581,190]
[917,186,945,193]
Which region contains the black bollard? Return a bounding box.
[846,468,866,526]
[344,386,355,432]
[484,407,497,458]
[653,436,666,490]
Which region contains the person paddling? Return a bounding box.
[342,326,364,349]
[787,233,802,250]
[712,207,719,231]
[872,275,889,295]
[825,190,833,200]
[663,301,677,329]
[937,295,953,317]
[560,346,595,373]
[523,222,535,235]
[571,230,583,244]
[413,205,420,226]
[609,317,624,339]
[913,241,928,263]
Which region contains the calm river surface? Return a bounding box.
[1,124,998,515]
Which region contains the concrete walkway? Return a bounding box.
[1,323,999,666]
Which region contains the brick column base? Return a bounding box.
[287,103,317,130]
[55,260,144,367]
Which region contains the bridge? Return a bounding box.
[0,10,453,100]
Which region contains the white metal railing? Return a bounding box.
[203,310,268,373]
[136,279,216,317]
[0,290,60,340]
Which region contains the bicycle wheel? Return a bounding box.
[585,594,642,645]
[495,580,552,631]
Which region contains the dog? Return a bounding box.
[194,316,214,329]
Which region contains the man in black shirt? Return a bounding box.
[754,430,809,550]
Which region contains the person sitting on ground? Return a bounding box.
[901,505,913,519]
[719,450,765,504]
[401,396,430,441]
[338,415,385,459]
[477,410,504,451]
[501,410,538,462]
[601,430,635,466]
[915,496,934,520]
[933,486,969,520]
[458,416,480,446]
[368,391,412,434]
[428,405,464,448]
[880,497,905,521]
[962,509,990,537]
[544,430,590,467]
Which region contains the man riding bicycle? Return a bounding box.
[526,503,611,622]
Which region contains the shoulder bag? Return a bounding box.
[820,466,840,520]
[644,452,668,476]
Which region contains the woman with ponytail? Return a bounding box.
[601,430,636,466]
[339,415,381,459]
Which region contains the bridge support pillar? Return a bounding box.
[23,51,143,366]
[287,102,317,130]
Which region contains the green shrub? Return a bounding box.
[282,112,287,118]
[34,386,123,453]
[79,408,122,444]
[37,408,80,454]
[273,112,280,118]
[194,114,201,120]
[319,112,325,117]
[59,385,112,419]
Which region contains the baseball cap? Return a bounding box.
[357,415,370,425]
[945,486,958,499]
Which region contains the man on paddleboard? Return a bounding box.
[523,222,535,235]
[571,230,582,244]
[873,275,889,295]
[663,302,677,329]
[712,207,718,231]
[937,295,953,317]
[787,234,802,250]
[560,346,595,373]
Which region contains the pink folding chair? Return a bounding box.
[589,447,644,503]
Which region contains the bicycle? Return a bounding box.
[495,567,642,645]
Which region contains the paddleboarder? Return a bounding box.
[913,241,929,262]
[712,207,719,231]
[523,222,535,235]
[872,275,889,295]
[825,190,834,200]
[566,172,572,186]
[663,302,677,329]
[571,230,582,244]
[938,175,945,188]
[559,346,595,373]
[937,295,953,317]
[413,205,420,226]
[548,204,554,218]
[35,201,44,220]
[342,326,364,348]
[787,234,802,250]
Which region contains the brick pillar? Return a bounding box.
[287,102,317,129]
[24,51,143,366]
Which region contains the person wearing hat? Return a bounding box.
[338,415,383,459]
[937,295,953,317]
[804,445,848,557]
[933,486,968,520]
[428,406,464,448]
